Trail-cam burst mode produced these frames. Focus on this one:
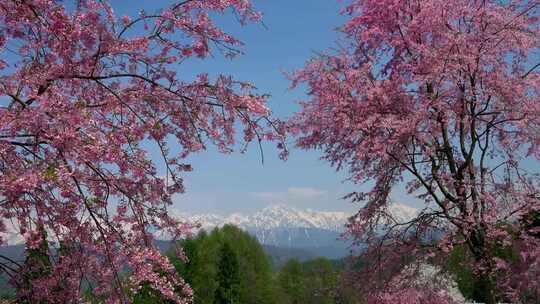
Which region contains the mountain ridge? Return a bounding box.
[1,203,418,249]
[172,203,418,233]
[169,203,418,255]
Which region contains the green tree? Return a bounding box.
[277,259,304,304]
[277,257,344,304]
[302,258,339,304]
[220,225,276,304]
[169,236,201,287]
[168,226,277,304]
[192,229,222,304]
[214,242,241,304]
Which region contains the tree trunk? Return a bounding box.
[469,227,497,304]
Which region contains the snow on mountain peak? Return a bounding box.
[388,203,418,223]
[1,203,419,246]
[173,203,418,233]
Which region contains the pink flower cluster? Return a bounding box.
[290,0,539,302]
[0,0,283,302]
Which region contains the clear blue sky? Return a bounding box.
[113,1,408,215]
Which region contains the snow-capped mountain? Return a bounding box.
[175,203,417,233]
[179,204,349,233]
[385,203,418,223]
[1,203,418,254]
[172,203,418,257]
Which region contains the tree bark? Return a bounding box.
[469,227,496,304]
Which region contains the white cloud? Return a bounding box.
[287,187,327,198]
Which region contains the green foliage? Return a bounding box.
[446,244,477,300]
[43,165,57,181]
[446,240,520,303]
[214,242,241,303]
[169,236,201,287]
[446,244,496,302]
[131,224,363,304]
[303,258,339,304]
[221,225,276,304]
[276,257,351,304]
[8,224,360,304]
[520,210,540,238]
[168,225,277,304]
[277,259,304,304]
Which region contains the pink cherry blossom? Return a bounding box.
[289,0,539,303]
[0,0,283,303]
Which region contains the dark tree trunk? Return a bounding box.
[468,227,497,304]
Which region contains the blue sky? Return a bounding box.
[112,1,423,215]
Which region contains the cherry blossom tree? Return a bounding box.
[0,0,283,303]
[289,0,539,303]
